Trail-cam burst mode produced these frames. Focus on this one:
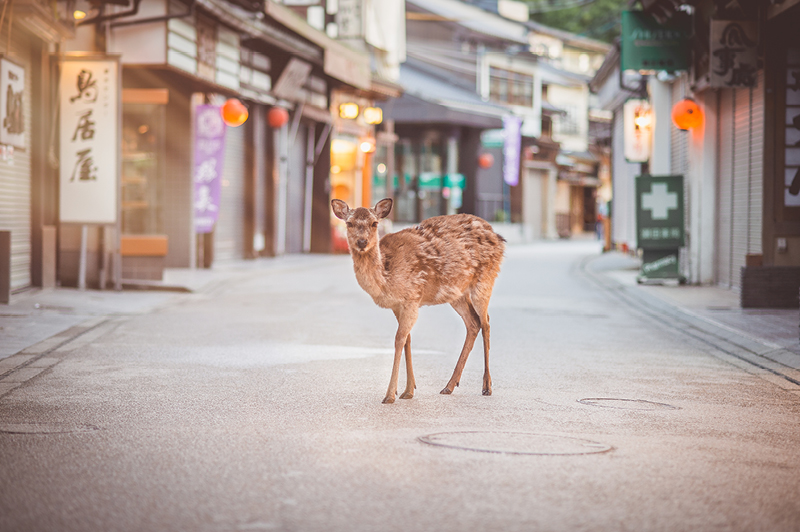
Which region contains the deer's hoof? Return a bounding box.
[399,391,414,399]
[440,387,453,395]
[382,396,396,404]
[482,388,492,396]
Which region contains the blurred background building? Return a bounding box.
[0,0,626,301]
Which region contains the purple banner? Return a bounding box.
[503,115,522,187]
[194,105,226,233]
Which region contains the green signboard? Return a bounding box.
[636,175,685,283]
[641,249,680,279]
[621,11,691,73]
[636,175,684,250]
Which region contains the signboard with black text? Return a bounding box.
[0,58,25,148]
[59,55,120,224]
[710,20,758,88]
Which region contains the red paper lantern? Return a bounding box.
[671,98,703,130]
[268,107,289,128]
[221,98,248,127]
[478,152,495,169]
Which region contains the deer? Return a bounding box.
[331,198,505,404]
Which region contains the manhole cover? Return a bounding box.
[0,423,101,434]
[578,398,679,411]
[418,431,612,456]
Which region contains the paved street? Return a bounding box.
[1,240,799,532]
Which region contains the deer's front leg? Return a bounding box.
[384,307,418,404]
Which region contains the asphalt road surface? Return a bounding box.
[1,240,799,532]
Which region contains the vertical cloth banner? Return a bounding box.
[194,105,226,233]
[503,115,522,186]
[59,56,120,224]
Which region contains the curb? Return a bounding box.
[0,317,111,399]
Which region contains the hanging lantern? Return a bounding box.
[478,152,495,169]
[267,107,289,128]
[221,99,248,127]
[671,98,703,130]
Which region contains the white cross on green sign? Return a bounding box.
[636,175,684,250]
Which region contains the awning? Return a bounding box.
[382,61,506,129]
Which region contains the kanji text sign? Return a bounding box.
[194,105,226,234]
[59,56,119,224]
[636,175,684,250]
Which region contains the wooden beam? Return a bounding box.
[122,88,169,105]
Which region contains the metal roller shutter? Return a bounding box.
[214,123,246,262]
[748,70,764,256]
[0,32,32,291]
[732,86,751,288]
[715,69,765,289]
[716,88,734,287]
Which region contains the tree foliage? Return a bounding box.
[525,0,629,43]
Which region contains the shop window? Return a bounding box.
[330,136,358,207]
[489,66,533,107]
[121,104,166,235]
[394,140,417,223]
[555,104,580,135]
[419,139,444,221]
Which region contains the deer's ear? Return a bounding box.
[374,198,393,219]
[331,199,350,220]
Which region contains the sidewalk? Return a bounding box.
[0,254,334,361]
[588,251,800,387]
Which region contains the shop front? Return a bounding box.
[0,1,72,300]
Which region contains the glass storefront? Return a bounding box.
[121,104,165,235]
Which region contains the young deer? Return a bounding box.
[331,198,505,404]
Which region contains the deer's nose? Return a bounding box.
[356,239,367,249]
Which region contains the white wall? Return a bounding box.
[548,84,589,153]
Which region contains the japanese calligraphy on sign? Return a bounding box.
[785,46,800,208]
[194,105,226,233]
[59,56,119,224]
[710,20,758,88]
[0,58,25,148]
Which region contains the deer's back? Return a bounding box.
[379,214,505,306]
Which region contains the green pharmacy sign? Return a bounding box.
[621,11,691,73]
[636,175,685,283]
[636,175,684,250]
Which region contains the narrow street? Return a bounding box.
[1,240,799,532]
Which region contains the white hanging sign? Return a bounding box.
[0,58,25,148]
[59,55,120,224]
[623,99,652,163]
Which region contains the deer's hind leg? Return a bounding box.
[399,332,416,399]
[470,282,495,396]
[441,296,481,395]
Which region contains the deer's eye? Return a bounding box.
[372,222,378,228]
